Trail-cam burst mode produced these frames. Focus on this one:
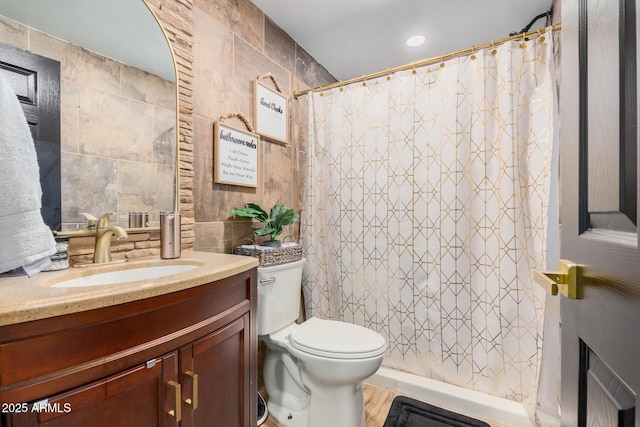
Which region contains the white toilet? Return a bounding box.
[258,258,387,427]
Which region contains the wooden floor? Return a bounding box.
[261,382,504,427]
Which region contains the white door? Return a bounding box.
[559,0,640,425]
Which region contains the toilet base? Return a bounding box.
[266,384,367,427]
[303,380,366,427]
[267,400,309,427]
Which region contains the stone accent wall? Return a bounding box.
[135,0,337,254]
[188,0,335,253]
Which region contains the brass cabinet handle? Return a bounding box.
[167,380,182,422]
[184,371,199,409]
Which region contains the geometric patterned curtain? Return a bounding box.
[301,30,554,408]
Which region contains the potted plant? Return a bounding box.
[230,202,299,247]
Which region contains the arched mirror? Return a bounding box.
[0,0,177,231]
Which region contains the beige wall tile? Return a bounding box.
[60,80,80,153]
[264,17,296,72]
[118,161,175,221]
[232,219,257,246]
[295,45,335,89]
[234,35,290,111]
[192,6,234,119]
[121,64,176,110]
[0,16,27,49]
[193,221,232,252]
[31,31,121,97]
[194,0,264,52]
[263,141,293,209]
[61,153,118,225]
[78,86,155,162]
[154,105,177,165]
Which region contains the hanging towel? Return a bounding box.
[0,72,56,276]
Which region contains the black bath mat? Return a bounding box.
[383,396,491,427]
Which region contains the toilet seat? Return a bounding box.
[288,317,386,359]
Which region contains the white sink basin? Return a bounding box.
[51,264,199,288]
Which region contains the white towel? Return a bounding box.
[0,72,56,276]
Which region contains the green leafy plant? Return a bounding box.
[230,203,299,242]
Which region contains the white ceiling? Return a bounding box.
[251,0,553,82]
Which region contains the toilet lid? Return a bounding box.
[288,317,387,359]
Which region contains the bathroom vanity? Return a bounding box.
[0,251,258,427]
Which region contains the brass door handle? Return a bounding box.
[535,259,581,299]
[184,371,199,409]
[534,271,561,296]
[167,380,182,422]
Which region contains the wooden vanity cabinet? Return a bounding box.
[6,352,179,427]
[180,314,251,427]
[0,268,257,427]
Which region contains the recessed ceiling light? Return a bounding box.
[406,35,426,47]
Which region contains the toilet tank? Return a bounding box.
[257,258,306,336]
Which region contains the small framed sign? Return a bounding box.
[213,121,259,187]
[254,80,288,144]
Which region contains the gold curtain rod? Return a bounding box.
[294,23,561,98]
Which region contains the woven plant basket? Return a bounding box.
[235,237,302,267]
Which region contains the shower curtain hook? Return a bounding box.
[538,28,546,43]
[491,41,497,55]
[362,75,367,87]
[387,69,392,80]
[520,33,527,49]
[439,55,445,68]
[470,46,476,61]
[412,63,417,75]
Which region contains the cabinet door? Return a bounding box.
[180,314,251,427]
[6,353,179,427]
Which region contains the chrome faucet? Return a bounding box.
[93,212,128,264]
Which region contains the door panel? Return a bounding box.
[0,42,61,231]
[560,0,640,426]
[582,343,635,427]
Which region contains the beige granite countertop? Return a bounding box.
[0,250,258,327]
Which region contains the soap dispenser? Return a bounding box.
[79,213,97,230]
[160,211,181,259]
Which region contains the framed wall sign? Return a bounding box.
[254,79,288,144]
[213,121,259,187]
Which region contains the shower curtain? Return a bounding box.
[301,30,555,410]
